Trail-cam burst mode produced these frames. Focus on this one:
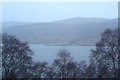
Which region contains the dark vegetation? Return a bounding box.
[1,28,120,79]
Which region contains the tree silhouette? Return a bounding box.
[2,33,33,78]
[52,49,76,78]
[90,29,119,78]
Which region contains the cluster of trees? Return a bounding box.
[1,28,120,79]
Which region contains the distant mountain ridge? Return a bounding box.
[53,17,110,24]
[3,17,118,45]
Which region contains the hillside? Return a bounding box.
[3,17,118,45]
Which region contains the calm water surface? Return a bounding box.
[30,44,95,64]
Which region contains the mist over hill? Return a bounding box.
[3,17,118,45]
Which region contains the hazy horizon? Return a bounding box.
[2,2,118,22]
[2,17,118,23]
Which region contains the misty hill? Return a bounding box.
[2,22,35,29]
[3,17,118,45]
[53,17,110,24]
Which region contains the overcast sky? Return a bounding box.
[2,2,118,22]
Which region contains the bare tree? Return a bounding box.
[90,29,119,78]
[74,61,88,78]
[2,33,33,78]
[52,49,78,78]
[86,61,96,78]
[31,62,48,78]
